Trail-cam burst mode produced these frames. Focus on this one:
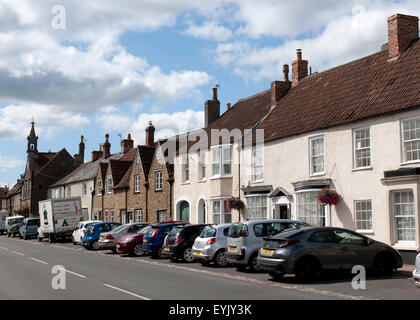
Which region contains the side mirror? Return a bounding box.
[365,238,374,245]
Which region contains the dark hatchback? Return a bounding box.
[162,224,210,262]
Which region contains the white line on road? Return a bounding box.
[57,268,87,279]
[30,257,49,265]
[12,251,25,256]
[0,247,8,251]
[103,283,151,300]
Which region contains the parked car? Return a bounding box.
[226,219,309,272]
[98,223,149,252]
[412,248,420,288]
[192,224,232,267]
[6,216,24,237]
[19,217,40,240]
[258,227,403,281]
[163,224,209,262]
[116,225,153,257]
[72,220,102,244]
[82,222,121,250]
[142,221,189,258]
[0,210,9,235]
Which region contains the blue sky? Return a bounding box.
[0,0,418,188]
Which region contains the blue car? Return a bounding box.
[82,222,121,250]
[19,217,40,240]
[142,221,189,258]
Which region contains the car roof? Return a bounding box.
[150,221,189,227]
[233,219,304,225]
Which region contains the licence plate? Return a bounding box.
[143,239,148,243]
[164,247,170,252]
[194,251,202,256]
[100,235,105,240]
[228,246,237,253]
[262,249,274,256]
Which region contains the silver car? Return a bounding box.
[413,248,420,287]
[226,219,309,272]
[192,224,231,267]
[98,223,149,252]
[258,227,403,280]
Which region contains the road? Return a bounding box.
[0,236,418,300]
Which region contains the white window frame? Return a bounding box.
[158,210,167,222]
[401,117,420,164]
[211,145,232,178]
[134,209,143,222]
[392,191,416,246]
[110,209,114,222]
[245,195,269,220]
[199,151,207,181]
[353,128,372,169]
[211,198,232,225]
[134,174,140,193]
[155,171,163,191]
[82,183,87,196]
[354,200,373,233]
[104,210,108,222]
[309,136,325,176]
[97,180,102,196]
[294,189,330,227]
[182,155,189,183]
[106,177,112,194]
[251,146,264,183]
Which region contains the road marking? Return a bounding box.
[30,257,49,265]
[103,283,151,300]
[57,268,86,279]
[12,251,25,256]
[0,247,8,251]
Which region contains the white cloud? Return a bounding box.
[0,155,25,173]
[183,21,233,41]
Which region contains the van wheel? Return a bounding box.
[295,257,321,281]
[374,253,394,276]
[23,235,28,240]
[214,250,228,267]
[19,234,22,239]
[249,253,263,272]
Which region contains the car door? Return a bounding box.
[307,230,344,269]
[332,229,371,268]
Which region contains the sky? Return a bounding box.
[0,0,419,188]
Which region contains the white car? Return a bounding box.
[72,220,101,245]
[413,248,420,288]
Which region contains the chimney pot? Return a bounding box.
[227,103,231,111]
[102,134,111,159]
[387,14,419,59]
[292,49,308,85]
[212,87,218,101]
[121,132,134,153]
[283,64,290,82]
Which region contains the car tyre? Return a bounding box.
[72,237,77,245]
[294,257,321,281]
[374,253,394,276]
[132,244,145,257]
[7,232,10,237]
[91,241,99,250]
[249,253,263,272]
[214,250,229,267]
[38,236,42,242]
[269,271,285,281]
[19,234,22,239]
[23,235,28,240]
[182,247,196,263]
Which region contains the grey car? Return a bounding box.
[226,219,309,272]
[412,248,420,287]
[192,224,231,267]
[98,223,149,252]
[258,227,403,280]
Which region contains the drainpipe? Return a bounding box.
[124,187,128,223]
[145,181,149,222]
[30,170,35,217]
[169,178,174,220]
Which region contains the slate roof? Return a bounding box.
[259,39,420,143]
[28,152,57,173]
[8,178,23,196]
[0,188,8,200]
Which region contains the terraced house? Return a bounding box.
[238,14,420,262]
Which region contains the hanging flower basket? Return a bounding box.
[316,188,340,207]
[226,197,245,212]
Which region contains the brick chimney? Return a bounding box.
[205,87,220,128]
[271,65,291,106]
[121,133,134,153]
[79,135,85,163]
[102,134,111,159]
[292,49,308,85]
[388,14,419,59]
[145,122,155,147]
[226,103,231,111]
[92,144,103,162]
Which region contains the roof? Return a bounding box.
[51,152,123,188]
[0,188,8,200]
[8,178,23,196]
[259,40,420,143]
[28,152,57,173]
[138,145,156,178]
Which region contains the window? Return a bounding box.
[110,209,114,222]
[136,154,140,164]
[134,175,140,193]
[333,230,365,245]
[354,128,371,168]
[246,195,268,220]
[309,136,324,175]
[212,200,231,224]
[158,210,167,222]
[82,183,87,196]
[106,177,112,194]
[296,191,326,226]
[66,186,71,198]
[155,171,163,191]
[199,151,206,181]
[309,230,335,243]
[97,180,102,195]
[252,146,264,182]
[104,210,108,222]
[183,156,189,183]
[402,118,420,162]
[81,208,88,221]
[393,191,416,244]
[211,145,232,178]
[355,200,373,232]
[59,187,64,199]
[134,209,143,222]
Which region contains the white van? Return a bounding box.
[0,210,9,234]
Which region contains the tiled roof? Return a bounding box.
[138,145,156,178]
[28,152,57,173]
[9,178,23,196]
[0,188,8,200]
[113,164,132,190]
[109,159,132,187]
[259,40,420,143]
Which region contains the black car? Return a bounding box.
[163,224,209,262]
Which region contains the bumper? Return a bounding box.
[192,246,216,260]
[82,237,96,247]
[98,240,116,249]
[116,243,133,254]
[257,256,290,273]
[226,251,246,264]
[142,243,159,255]
[413,269,420,287]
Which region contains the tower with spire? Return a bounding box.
[27,120,38,158]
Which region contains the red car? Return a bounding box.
[116,225,151,256]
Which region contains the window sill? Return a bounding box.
[251,180,264,184]
[352,167,373,172]
[198,179,207,184]
[155,189,163,192]
[211,175,233,180]
[401,160,420,166]
[181,181,190,185]
[134,191,140,194]
[310,172,325,178]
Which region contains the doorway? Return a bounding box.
[274,204,290,220]
[179,201,190,222]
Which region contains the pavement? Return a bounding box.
[0,235,419,300]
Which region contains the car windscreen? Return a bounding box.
[85,225,95,235]
[272,229,306,240]
[27,219,39,226]
[111,225,126,233]
[168,227,183,237]
[200,226,217,238]
[137,225,151,234]
[146,227,159,235]
[228,223,246,238]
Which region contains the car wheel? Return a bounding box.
[235,264,247,271]
[214,250,228,267]
[19,234,22,239]
[48,235,54,243]
[183,248,196,263]
[92,241,99,250]
[23,235,27,240]
[294,257,320,281]
[249,254,263,272]
[133,244,145,257]
[72,237,77,245]
[7,232,10,237]
[269,271,285,281]
[156,247,167,259]
[38,236,42,242]
[374,253,394,276]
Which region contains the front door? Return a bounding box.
[180,201,190,222]
[274,205,289,219]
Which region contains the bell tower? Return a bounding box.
[27,120,38,158]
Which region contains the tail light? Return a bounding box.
[106,234,115,240]
[241,231,248,237]
[151,228,159,239]
[279,240,299,248]
[174,238,185,244]
[206,238,216,245]
[417,248,420,255]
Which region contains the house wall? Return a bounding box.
[126,149,147,223]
